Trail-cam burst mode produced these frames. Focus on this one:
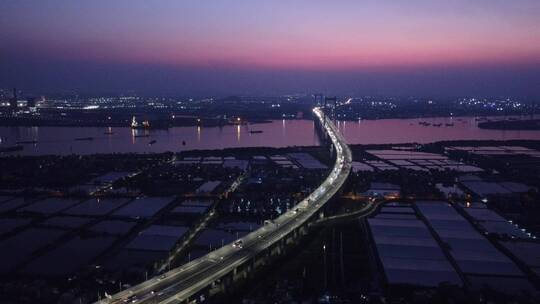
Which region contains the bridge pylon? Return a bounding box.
[324,96,337,122]
[314,93,324,106]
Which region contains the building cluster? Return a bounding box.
[368,200,538,299]
[0,147,331,303]
[0,88,43,114]
[334,96,539,121]
[336,142,540,301]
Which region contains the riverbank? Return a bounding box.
[0,116,273,128]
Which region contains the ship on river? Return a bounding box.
[131,116,151,129]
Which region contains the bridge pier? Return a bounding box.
[186,215,338,303]
[206,224,322,302]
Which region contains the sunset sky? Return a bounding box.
[1,0,539,96]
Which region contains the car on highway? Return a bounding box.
[123,295,138,303]
[232,239,243,248]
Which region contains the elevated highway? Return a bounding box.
[312,198,383,227]
[97,107,353,304]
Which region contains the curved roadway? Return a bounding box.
[97,107,352,304]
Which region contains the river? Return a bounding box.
[1,116,540,155]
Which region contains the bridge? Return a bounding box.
[312,198,383,227]
[97,107,354,304]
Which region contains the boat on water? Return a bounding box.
[0,145,23,153]
[134,134,150,138]
[249,130,263,134]
[148,140,157,145]
[182,140,186,146]
[75,137,94,141]
[131,116,151,130]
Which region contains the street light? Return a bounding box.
[323,244,327,290]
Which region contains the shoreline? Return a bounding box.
[1,113,539,128]
[1,139,540,159]
[0,118,274,128]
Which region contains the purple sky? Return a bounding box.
[1,0,539,96]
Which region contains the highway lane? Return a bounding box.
[155,173,246,273]
[97,107,353,304]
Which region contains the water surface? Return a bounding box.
[1,116,540,156]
